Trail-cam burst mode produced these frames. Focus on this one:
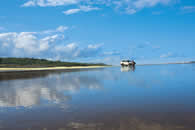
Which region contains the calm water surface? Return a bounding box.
[0,64,195,130]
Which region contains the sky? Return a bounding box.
[0,0,195,64]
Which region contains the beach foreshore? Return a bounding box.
[0,66,110,72]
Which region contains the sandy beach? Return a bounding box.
[0,66,109,72]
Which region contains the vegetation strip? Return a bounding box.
[0,57,110,72]
[0,58,107,68]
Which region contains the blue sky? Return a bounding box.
[0,0,195,64]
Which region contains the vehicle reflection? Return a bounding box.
[121,65,135,72]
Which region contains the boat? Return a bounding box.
[120,60,136,66]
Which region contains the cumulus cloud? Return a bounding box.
[63,6,100,15]
[53,43,104,60]
[22,0,175,14]
[78,44,103,57]
[0,26,116,62]
[0,32,63,57]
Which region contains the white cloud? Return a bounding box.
[22,0,79,7]
[0,27,115,62]
[134,0,171,9]
[181,6,195,13]
[126,8,137,14]
[0,32,63,56]
[79,5,100,12]
[63,6,100,15]
[54,42,79,58]
[78,43,103,57]
[103,51,120,56]
[63,9,81,15]
[23,0,175,14]
[87,44,103,49]
[53,43,104,60]
[56,25,69,32]
[182,6,195,10]
[160,52,173,58]
[42,25,68,34]
[22,1,36,7]
[160,52,185,58]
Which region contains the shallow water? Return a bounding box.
[0,64,195,130]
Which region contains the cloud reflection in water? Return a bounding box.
[0,71,103,108]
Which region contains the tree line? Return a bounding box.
[0,57,107,67]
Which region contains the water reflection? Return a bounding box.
[0,68,104,81]
[66,117,187,130]
[121,66,135,72]
[0,71,103,108]
[0,65,195,130]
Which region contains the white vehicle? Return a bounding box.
[120,60,136,66]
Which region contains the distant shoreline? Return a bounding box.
[0,66,110,73]
[137,61,195,66]
[0,57,110,72]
